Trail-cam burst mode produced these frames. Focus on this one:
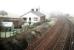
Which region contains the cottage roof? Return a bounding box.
[21,10,45,17]
[1,22,13,27]
[30,11,45,16]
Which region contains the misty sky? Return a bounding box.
[0,0,74,16]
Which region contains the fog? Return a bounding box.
[0,0,74,16]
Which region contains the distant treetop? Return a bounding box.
[0,10,8,16]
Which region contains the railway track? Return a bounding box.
[52,20,71,50]
[49,17,74,50]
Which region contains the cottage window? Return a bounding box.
[23,18,27,21]
[29,17,31,21]
[34,17,38,21]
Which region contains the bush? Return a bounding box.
[33,22,42,27]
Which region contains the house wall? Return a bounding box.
[22,13,40,25]
[40,16,45,22]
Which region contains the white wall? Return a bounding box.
[22,13,40,23]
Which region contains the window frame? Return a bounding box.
[34,17,38,21]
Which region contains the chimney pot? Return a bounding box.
[36,9,38,11]
[31,9,34,11]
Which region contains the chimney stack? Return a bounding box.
[31,9,34,11]
[36,9,38,11]
[31,8,39,12]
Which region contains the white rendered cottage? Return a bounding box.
[21,9,46,25]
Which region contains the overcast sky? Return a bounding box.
[0,0,74,16]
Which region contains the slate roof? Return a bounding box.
[1,22,13,27]
[30,11,45,16]
[21,10,45,17]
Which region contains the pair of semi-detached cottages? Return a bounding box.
[0,9,46,38]
[0,9,46,29]
[21,9,46,25]
[0,9,46,28]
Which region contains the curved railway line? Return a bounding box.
[25,16,74,50]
